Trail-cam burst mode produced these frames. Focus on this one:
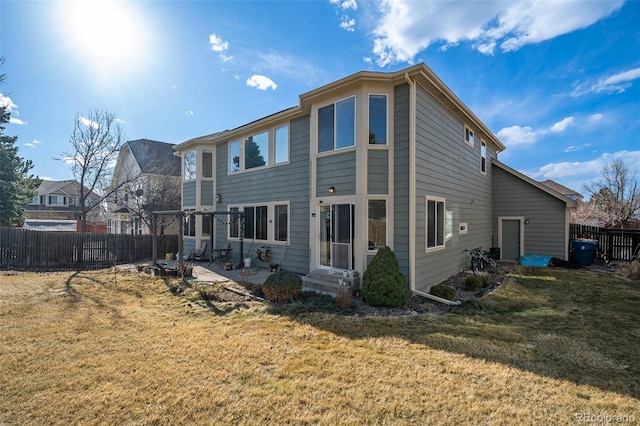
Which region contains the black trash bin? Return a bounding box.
[571,239,597,266]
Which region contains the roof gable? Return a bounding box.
[125,139,181,176]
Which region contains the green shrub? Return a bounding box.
[361,246,409,308]
[464,275,484,292]
[429,284,455,301]
[262,270,303,302]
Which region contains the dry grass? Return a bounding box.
[0,266,639,425]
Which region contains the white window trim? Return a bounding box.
[227,202,290,245]
[367,198,388,253]
[368,93,389,147]
[317,95,356,154]
[183,150,197,181]
[464,126,475,147]
[480,140,487,175]
[425,196,446,253]
[227,124,290,175]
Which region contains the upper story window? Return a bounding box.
[48,195,67,206]
[184,150,196,180]
[369,94,387,145]
[318,96,355,153]
[465,127,475,147]
[202,151,213,178]
[245,132,268,170]
[32,195,44,205]
[275,125,289,164]
[229,125,289,173]
[481,141,487,174]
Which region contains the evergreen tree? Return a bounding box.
[0,59,41,226]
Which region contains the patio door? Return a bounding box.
[500,218,523,261]
[319,203,354,270]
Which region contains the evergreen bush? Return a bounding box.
[361,246,409,308]
[262,270,303,302]
[429,284,455,301]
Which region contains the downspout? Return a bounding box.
[404,72,417,298]
[404,73,461,306]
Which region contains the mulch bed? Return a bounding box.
[182,263,513,317]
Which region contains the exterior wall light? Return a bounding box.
[329,186,335,194]
[216,193,222,203]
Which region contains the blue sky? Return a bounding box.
[1,0,638,195]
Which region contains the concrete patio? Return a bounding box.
[149,258,273,286]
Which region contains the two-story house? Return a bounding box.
[173,63,576,297]
[107,139,181,235]
[24,180,105,232]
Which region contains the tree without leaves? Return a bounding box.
[582,158,640,228]
[0,57,41,226]
[61,109,129,232]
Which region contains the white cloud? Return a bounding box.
[330,0,357,10]
[79,116,100,129]
[497,125,539,146]
[209,33,229,52]
[9,117,27,125]
[550,117,574,133]
[0,93,17,111]
[24,142,35,148]
[528,151,640,181]
[246,75,277,90]
[220,54,233,62]
[588,113,604,123]
[340,17,356,32]
[572,67,640,96]
[371,0,623,66]
[185,110,194,116]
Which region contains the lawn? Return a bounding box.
[0,266,638,425]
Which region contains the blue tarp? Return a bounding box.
[519,254,553,267]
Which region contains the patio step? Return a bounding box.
[302,269,360,295]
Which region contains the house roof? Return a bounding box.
[540,179,582,199]
[174,63,506,153]
[492,160,578,208]
[22,219,77,232]
[36,179,95,197]
[125,139,181,176]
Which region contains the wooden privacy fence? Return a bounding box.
[0,227,178,270]
[570,224,640,261]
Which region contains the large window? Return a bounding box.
[48,195,66,205]
[318,96,355,153]
[228,125,289,173]
[202,151,213,178]
[426,197,445,251]
[244,131,268,169]
[368,199,387,250]
[184,150,196,180]
[228,203,289,243]
[369,95,387,145]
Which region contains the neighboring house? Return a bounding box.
[107,139,181,235]
[173,63,576,298]
[25,180,105,232]
[540,180,582,202]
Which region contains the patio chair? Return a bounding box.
[192,241,208,261]
[211,242,233,267]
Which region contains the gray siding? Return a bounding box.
[493,166,568,259]
[316,151,356,195]
[213,115,310,275]
[368,150,389,194]
[201,180,214,206]
[183,182,196,207]
[393,83,410,278]
[413,84,494,293]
